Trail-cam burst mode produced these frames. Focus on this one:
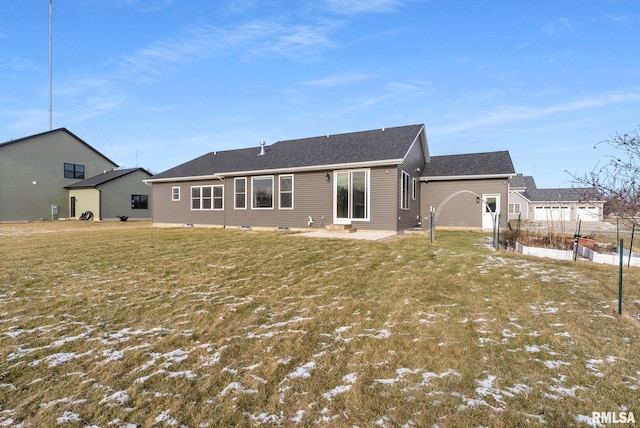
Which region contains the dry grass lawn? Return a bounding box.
[0,221,639,427]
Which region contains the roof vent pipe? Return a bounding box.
[259,140,266,156]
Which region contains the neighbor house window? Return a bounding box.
[252,176,274,209]
[64,163,85,179]
[191,185,224,210]
[401,171,410,210]
[279,175,294,209]
[234,178,246,209]
[131,194,149,209]
[509,203,521,214]
[172,187,180,201]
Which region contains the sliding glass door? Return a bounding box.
[334,170,369,224]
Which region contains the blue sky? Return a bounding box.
[1,0,639,187]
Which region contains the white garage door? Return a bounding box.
[578,206,599,221]
[534,206,570,221]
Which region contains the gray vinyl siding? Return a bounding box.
[421,178,509,229]
[151,166,401,231]
[0,131,117,221]
[152,171,333,229]
[368,167,399,231]
[397,135,427,230]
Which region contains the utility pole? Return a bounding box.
[49,0,53,130]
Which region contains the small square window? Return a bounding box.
[64,163,85,179]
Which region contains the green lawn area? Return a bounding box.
[0,222,638,427]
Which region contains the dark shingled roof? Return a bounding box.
[510,173,602,202]
[65,168,151,189]
[150,125,425,180]
[422,151,515,178]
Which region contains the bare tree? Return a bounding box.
[570,126,640,226]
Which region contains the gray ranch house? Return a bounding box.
[508,173,603,222]
[147,124,516,232]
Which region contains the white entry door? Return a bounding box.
[482,194,500,231]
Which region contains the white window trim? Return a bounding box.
[333,169,370,222]
[234,177,247,210]
[252,175,274,210]
[401,170,410,210]
[212,185,224,210]
[412,177,417,200]
[190,185,224,211]
[278,174,294,210]
[172,186,180,201]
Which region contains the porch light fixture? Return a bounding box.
[325,173,331,182]
[476,196,481,204]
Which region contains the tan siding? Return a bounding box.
[421,178,510,229]
[0,131,117,221]
[68,189,100,218]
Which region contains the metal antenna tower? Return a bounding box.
[49,0,53,130]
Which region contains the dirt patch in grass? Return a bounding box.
[0,222,639,426]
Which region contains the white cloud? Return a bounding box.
[602,13,640,26]
[110,0,175,12]
[435,92,640,135]
[301,72,374,87]
[324,0,403,15]
[541,18,573,35]
[113,19,339,78]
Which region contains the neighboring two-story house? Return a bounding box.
[0,128,152,222]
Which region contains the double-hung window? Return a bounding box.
[401,171,410,210]
[172,187,180,201]
[412,178,417,200]
[279,175,293,209]
[234,178,247,209]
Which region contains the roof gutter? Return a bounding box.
[144,159,404,184]
[420,173,515,182]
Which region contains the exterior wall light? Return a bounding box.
[325,173,331,182]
